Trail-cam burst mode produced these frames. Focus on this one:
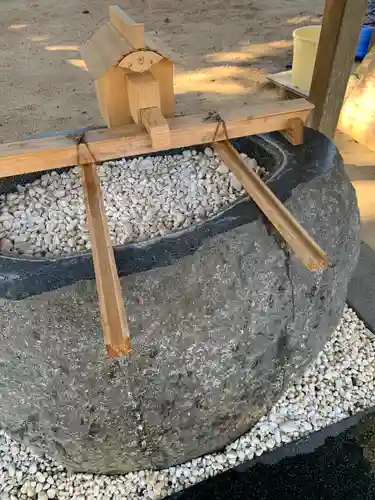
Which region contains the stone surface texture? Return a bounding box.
[0,139,360,474]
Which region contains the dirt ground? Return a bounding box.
[0,0,323,143]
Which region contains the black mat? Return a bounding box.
[167,411,375,500]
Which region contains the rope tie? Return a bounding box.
[204,111,230,144]
[72,113,229,167]
[72,131,98,166]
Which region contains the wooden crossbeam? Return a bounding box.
[81,162,132,356]
[213,140,328,271]
[0,99,313,178]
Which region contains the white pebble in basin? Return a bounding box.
[0,147,267,258]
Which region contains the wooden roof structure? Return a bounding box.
[80,6,179,139]
[81,6,181,81]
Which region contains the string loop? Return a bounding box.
[204,111,230,143]
[72,132,97,166]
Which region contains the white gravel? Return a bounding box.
[1,305,374,500]
[0,148,268,257]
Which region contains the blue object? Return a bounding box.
[356,24,375,59]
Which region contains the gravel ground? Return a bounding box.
[0,148,268,257]
[0,305,374,500]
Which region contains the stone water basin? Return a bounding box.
[0,128,360,473]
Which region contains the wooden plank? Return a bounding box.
[150,59,175,118]
[140,107,171,149]
[126,71,161,123]
[94,66,133,127]
[268,65,359,101]
[0,99,314,178]
[108,6,184,64]
[309,0,367,138]
[109,5,145,49]
[80,23,132,80]
[81,162,131,357]
[212,140,328,271]
[267,71,308,98]
[144,33,185,66]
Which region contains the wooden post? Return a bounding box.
[150,59,175,118]
[94,67,133,127]
[127,71,171,148]
[309,0,367,138]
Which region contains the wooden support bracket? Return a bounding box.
[127,70,171,148]
[213,140,328,271]
[81,161,132,356]
[281,117,304,146]
[140,107,171,149]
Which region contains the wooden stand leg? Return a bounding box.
[127,71,171,148]
[281,117,304,145]
[81,162,132,357]
[212,140,328,272]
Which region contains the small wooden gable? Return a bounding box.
[80,5,179,80]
